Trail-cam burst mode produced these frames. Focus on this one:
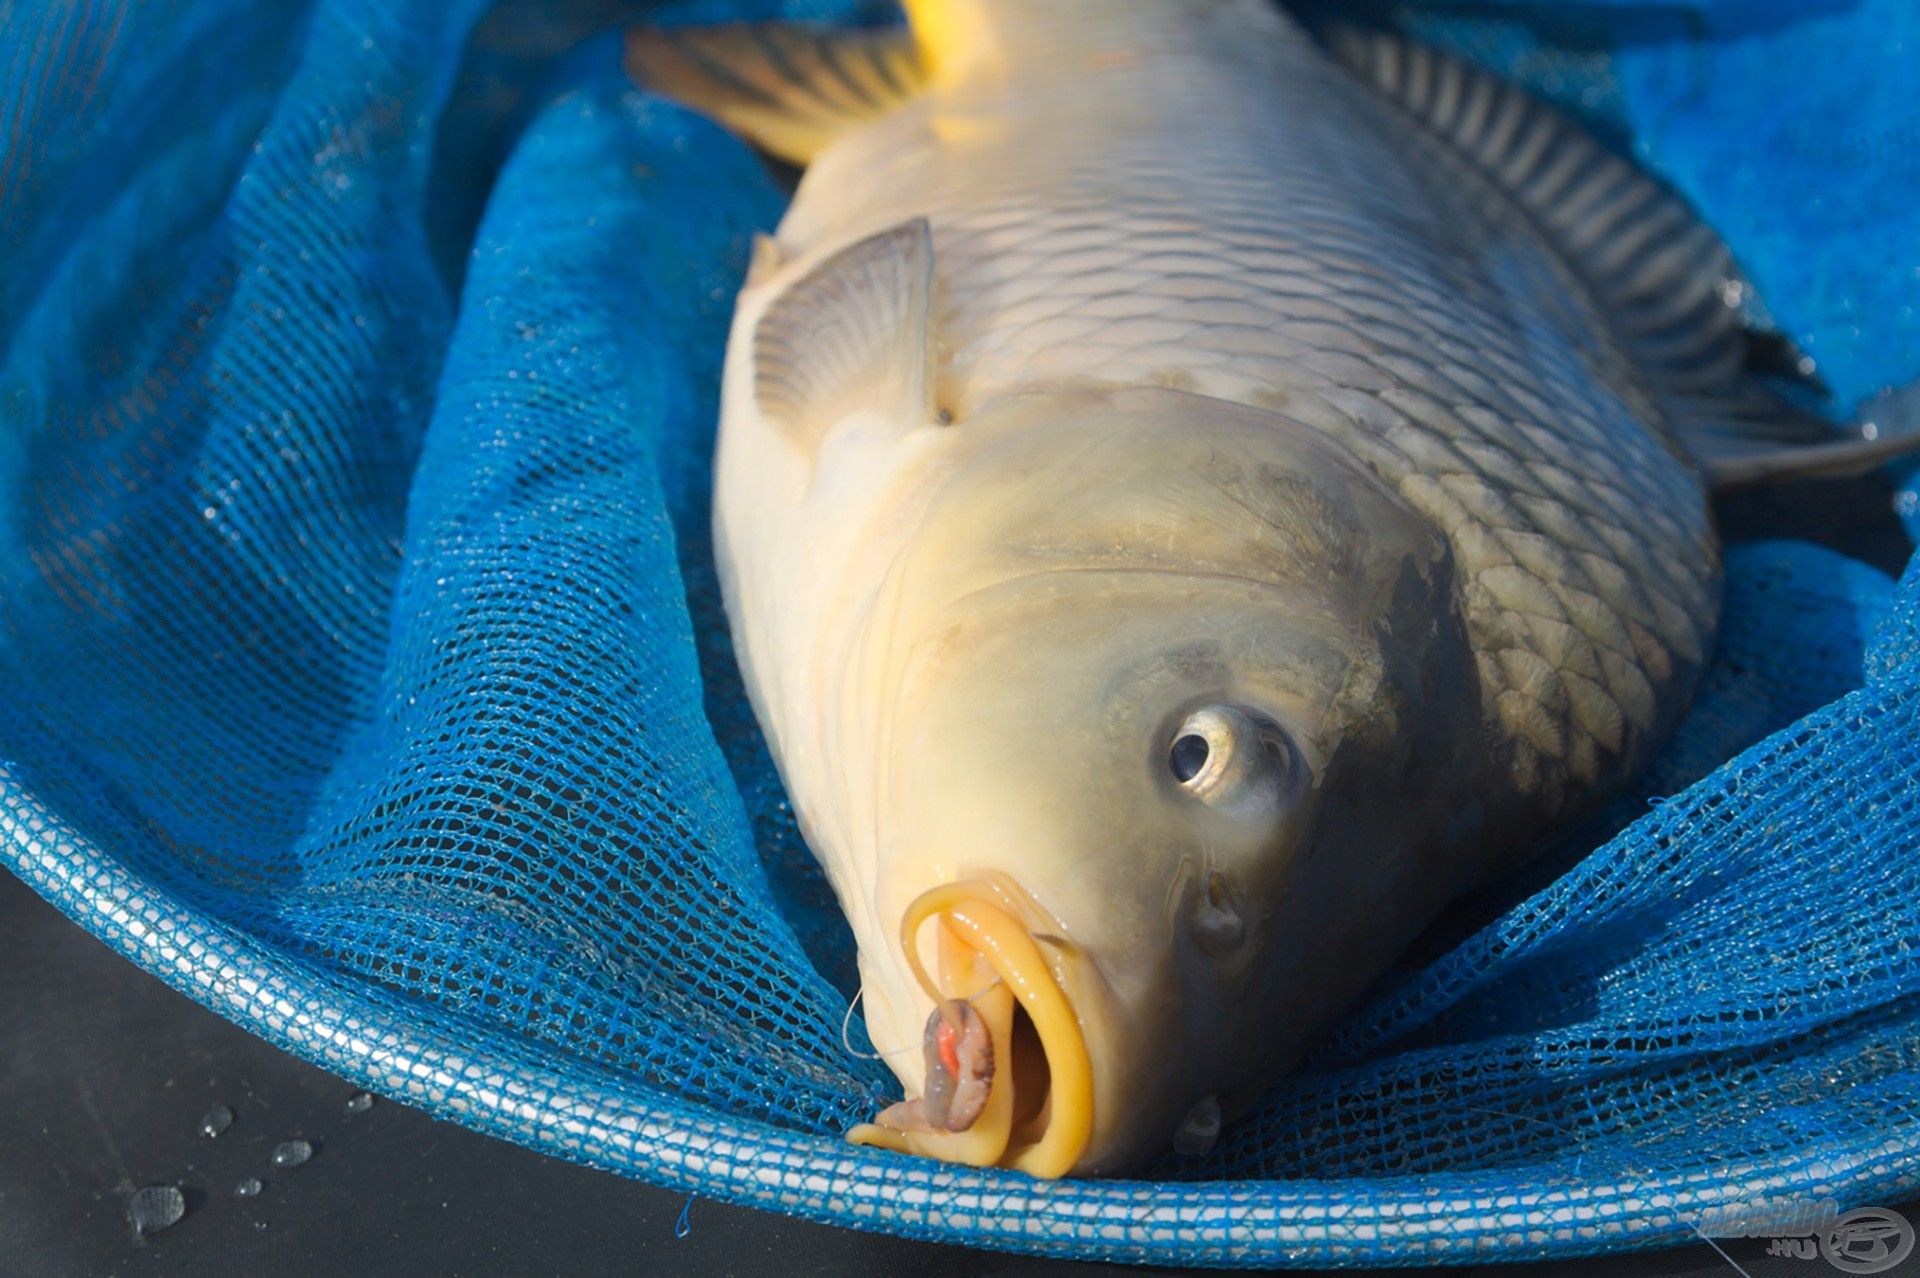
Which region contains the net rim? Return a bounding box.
[8,763,1916,1268]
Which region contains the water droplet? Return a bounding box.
[198,1104,234,1138]
[271,1139,313,1168]
[1172,1095,1222,1157]
[345,1090,374,1115]
[234,1178,263,1198]
[253,1220,268,1232]
[128,1185,187,1235]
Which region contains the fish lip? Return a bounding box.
[860,877,1096,1177]
[917,870,1106,1010]
[963,869,1071,939]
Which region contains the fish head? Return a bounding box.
[851,388,1479,1175]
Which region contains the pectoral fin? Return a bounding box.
[753,218,941,448]
[625,22,925,165]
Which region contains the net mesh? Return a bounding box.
[4,0,1918,1266]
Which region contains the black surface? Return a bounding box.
[7,868,1916,1277]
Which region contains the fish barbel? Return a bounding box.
[629,0,1901,1175]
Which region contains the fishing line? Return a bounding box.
[967,977,1007,1004]
[839,980,1007,1062]
[839,986,917,1062]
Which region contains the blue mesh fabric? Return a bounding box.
[4,0,1918,1267]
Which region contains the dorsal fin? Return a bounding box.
[626,22,925,165]
[1328,27,1920,490]
[753,218,940,447]
[901,0,1001,85]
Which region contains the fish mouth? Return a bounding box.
[846,879,1094,1177]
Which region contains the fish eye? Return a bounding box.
[1168,733,1210,783]
[1167,705,1297,812]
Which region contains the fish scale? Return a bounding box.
[779,1,1715,826]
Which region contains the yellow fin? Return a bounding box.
[625,22,925,165]
[901,0,998,84]
[753,218,939,446]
